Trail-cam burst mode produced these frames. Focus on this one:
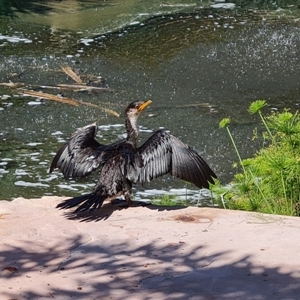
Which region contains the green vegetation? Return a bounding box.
[151,194,187,207]
[149,100,300,217]
[216,100,300,216]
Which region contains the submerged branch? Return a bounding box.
[56,84,113,92]
[20,90,79,106]
[61,66,83,84]
[0,82,24,88]
[38,84,113,93]
[18,90,120,117]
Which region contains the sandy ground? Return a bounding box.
[1,196,300,300]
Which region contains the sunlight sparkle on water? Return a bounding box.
[14,181,50,187]
[0,34,32,43]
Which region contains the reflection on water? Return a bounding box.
[0,1,299,201]
[0,0,114,17]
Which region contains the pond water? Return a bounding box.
[0,0,299,203]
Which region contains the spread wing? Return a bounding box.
[49,123,111,178]
[128,130,216,189]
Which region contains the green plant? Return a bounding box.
[151,194,186,206]
[219,118,246,175]
[218,100,300,216]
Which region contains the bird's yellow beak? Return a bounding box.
[138,100,152,112]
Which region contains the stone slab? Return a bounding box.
[0,197,300,299]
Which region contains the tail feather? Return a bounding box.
[57,193,106,213]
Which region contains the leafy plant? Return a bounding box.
[218,100,300,216]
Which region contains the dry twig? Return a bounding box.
[61,66,83,84]
[19,90,120,117]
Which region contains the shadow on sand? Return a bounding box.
[60,200,187,222]
[1,231,300,299]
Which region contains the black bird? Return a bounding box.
[50,100,216,212]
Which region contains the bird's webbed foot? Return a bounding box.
[110,193,132,207]
[111,193,150,208]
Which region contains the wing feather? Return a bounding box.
[132,129,216,188]
[49,123,110,178]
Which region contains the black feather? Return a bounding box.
[50,100,216,213]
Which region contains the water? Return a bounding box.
[0,0,299,202]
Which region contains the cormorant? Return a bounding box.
[50,100,216,212]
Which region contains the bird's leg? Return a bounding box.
[124,191,133,207]
[124,191,150,207]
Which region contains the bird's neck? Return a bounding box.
[125,115,139,147]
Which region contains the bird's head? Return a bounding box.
[125,100,152,119]
[124,100,152,144]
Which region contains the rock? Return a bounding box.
[1,196,300,299]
